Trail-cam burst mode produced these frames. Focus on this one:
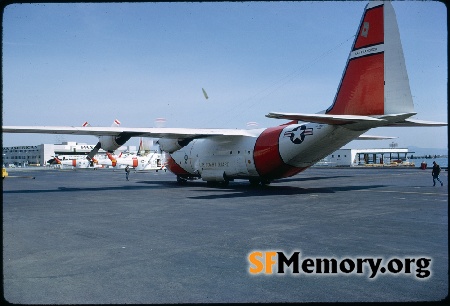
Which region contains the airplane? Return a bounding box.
[105,151,166,171]
[2,1,447,186]
[99,137,166,170]
[52,156,102,169]
[94,155,116,168]
[137,137,167,171]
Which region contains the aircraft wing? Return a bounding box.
[265,112,386,125]
[2,126,258,139]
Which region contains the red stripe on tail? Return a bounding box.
[353,5,384,50]
[328,53,384,115]
[327,4,385,116]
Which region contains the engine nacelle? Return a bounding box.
[157,138,193,153]
[98,135,130,152]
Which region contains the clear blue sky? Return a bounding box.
[3,1,447,150]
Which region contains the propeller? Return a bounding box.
[86,141,101,163]
[84,119,121,163]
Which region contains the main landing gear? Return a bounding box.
[249,178,271,186]
[176,175,202,184]
[176,175,270,187]
[176,176,187,184]
[206,180,229,187]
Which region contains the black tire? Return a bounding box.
[249,178,260,186]
[260,179,271,186]
[176,176,187,184]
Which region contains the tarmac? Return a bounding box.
[2,167,448,303]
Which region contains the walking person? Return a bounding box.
[432,161,443,186]
[125,165,130,181]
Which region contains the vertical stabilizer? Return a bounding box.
[383,1,414,114]
[326,1,414,116]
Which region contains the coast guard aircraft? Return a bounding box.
[2,1,446,185]
[52,156,102,169]
[105,152,166,171]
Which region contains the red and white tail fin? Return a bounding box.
[266,1,446,127]
[267,1,446,127]
[139,138,143,151]
[326,1,414,116]
[111,119,121,127]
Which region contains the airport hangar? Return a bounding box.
[2,141,412,168]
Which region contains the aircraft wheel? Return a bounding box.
[176,176,187,184]
[249,178,260,186]
[260,179,271,186]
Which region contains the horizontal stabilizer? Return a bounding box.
[357,135,397,140]
[266,112,385,125]
[386,118,448,127]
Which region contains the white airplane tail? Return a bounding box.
[267,1,446,127]
[326,1,413,116]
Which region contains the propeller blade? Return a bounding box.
[86,142,101,161]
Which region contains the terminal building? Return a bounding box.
[2,142,137,167]
[318,148,413,167]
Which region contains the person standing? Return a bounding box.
[432,161,443,186]
[125,165,130,181]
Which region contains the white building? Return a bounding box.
[2,142,137,167]
[323,148,411,167]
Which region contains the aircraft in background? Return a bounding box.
[52,156,102,169]
[106,151,166,171]
[3,1,446,186]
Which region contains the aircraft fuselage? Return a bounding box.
[167,123,366,182]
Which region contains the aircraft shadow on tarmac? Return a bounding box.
[183,184,387,199]
[273,175,352,183]
[2,185,162,194]
[3,174,384,199]
[134,178,386,199]
[135,174,352,187]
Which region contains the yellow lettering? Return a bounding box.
[249,251,264,274]
[265,251,277,274]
